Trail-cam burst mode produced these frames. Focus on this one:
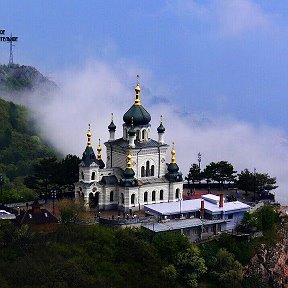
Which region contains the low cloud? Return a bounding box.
[14,60,288,204]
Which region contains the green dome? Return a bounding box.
[167,162,179,173]
[108,120,116,131]
[157,122,165,133]
[123,104,151,126]
[123,167,135,178]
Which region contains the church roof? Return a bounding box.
[105,138,168,149]
[16,208,58,225]
[100,175,118,185]
[81,146,104,168]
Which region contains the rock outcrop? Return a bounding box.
[246,221,288,288]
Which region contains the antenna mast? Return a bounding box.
[8,33,15,66]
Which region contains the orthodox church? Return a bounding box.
[75,78,183,212]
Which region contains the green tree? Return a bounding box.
[152,232,190,263]
[260,206,275,231]
[204,161,236,190]
[237,169,254,194]
[237,169,278,198]
[24,157,58,200]
[175,246,207,288]
[202,162,216,191]
[210,248,243,288]
[54,154,81,191]
[186,163,202,194]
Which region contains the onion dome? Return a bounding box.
[157,115,165,133]
[165,142,183,182]
[128,118,136,136]
[108,113,116,131]
[120,149,138,187]
[123,76,151,126]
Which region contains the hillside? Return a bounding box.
[0,64,57,93]
[0,97,56,202]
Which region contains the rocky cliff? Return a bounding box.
[246,217,288,287]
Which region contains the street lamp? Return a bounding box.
[198,152,202,169]
[51,188,57,215]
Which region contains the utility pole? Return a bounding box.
[0,175,3,204]
[253,168,256,202]
[198,152,202,170]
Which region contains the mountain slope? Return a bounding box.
[0,63,57,93]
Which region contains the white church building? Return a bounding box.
[75,78,183,212]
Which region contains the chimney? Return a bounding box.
[31,200,41,214]
[200,200,205,218]
[219,194,224,208]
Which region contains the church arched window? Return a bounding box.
[175,188,180,199]
[141,166,145,177]
[160,190,164,200]
[152,190,156,202]
[131,194,135,205]
[110,191,114,202]
[91,172,95,180]
[144,191,148,202]
[142,129,145,140]
[136,130,140,141]
[121,193,124,204]
[146,161,150,177]
[81,171,84,180]
[151,165,155,176]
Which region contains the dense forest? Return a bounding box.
[0,207,279,288]
[0,97,56,202]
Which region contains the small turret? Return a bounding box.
[120,148,138,187]
[97,139,105,169]
[81,124,97,167]
[157,115,165,144]
[165,142,183,182]
[108,113,116,141]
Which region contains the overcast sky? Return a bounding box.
[1,1,288,203]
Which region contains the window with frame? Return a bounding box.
[152,190,156,201]
[146,161,150,176]
[160,190,164,200]
[175,188,180,199]
[141,166,145,177]
[121,193,124,204]
[131,194,135,205]
[144,191,148,202]
[151,165,155,176]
